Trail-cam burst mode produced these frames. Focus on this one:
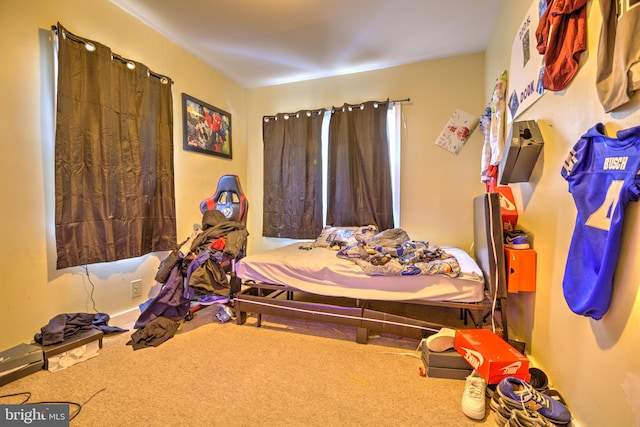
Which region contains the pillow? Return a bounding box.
[312,225,378,250]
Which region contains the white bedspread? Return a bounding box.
[236,243,485,302]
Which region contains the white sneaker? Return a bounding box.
[425,327,456,352]
[462,370,487,420]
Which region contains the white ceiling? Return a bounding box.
[111,0,504,89]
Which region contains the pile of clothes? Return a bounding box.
[132,210,248,334]
[335,228,460,277]
[34,312,126,346]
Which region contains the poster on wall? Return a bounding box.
[507,0,548,123]
[434,109,479,154]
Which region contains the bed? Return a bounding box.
[234,193,508,343]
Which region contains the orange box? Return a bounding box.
[496,186,518,231]
[505,248,537,293]
[454,329,530,385]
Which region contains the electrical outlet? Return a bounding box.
[131,279,142,298]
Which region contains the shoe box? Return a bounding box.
[454,329,530,385]
[496,186,518,231]
[505,247,537,293]
[499,120,544,184]
[421,345,473,380]
[0,343,44,386]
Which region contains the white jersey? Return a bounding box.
[596,0,640,112]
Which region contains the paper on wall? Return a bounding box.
[507,0,547,123]
[435,109,479,154]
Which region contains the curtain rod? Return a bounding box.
[50,25,174,84]
[330,98,411,111]
[263,98,411,121]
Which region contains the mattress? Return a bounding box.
[236,243,485,302]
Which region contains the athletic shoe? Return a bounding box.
[528,367,549,391]
[197,294,230,305]
[492,391,554,427]
[425,327,456,352]
[497,377,571,425]
[544,388,567,406]
[504,230,530,249]
[508,408,553,427]
[462,370,487,420]
[490,390,513,426]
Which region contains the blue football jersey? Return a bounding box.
[561,123,640,319]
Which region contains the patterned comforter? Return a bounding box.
[336,228,461,277]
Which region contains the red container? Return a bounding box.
[454,329,530,385]
[496,186,518,231]
[505,248,537,293]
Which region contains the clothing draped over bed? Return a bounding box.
[235,193,509,343]
[237,229,483,303]
[334,228,461,277]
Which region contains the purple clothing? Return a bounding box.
[34,312,127,346]
[134,265,190,329]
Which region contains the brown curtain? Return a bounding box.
[54,24,176,269]
[262,110,325,238]
[327,101,394,230]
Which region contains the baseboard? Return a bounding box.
[111,307,140,330]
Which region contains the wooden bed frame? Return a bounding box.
[234,193,508,343]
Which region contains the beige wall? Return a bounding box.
[245,54,487,254]
[0,0,247,348]
[487,1,640,426]
[2,0,639,425]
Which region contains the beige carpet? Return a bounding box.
[0,305,499,426]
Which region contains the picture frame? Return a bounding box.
[182,93,232,159]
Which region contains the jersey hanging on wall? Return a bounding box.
[596,0,640,113]
[561,124,640,320]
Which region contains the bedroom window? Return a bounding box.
[263,100,401,239]
[53,23,177,269]
[321,103,401,229]
[262,109,325,239]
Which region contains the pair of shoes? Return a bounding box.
[462,370,487,420]
[425,327,456,352]
[497,377,571,425]
[504,230,530,249]
[491,390,554,426]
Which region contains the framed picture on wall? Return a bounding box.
[182,93,232,159]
